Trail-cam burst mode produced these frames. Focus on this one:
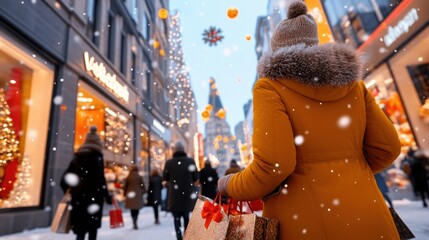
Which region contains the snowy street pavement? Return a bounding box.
[1,200,428,240]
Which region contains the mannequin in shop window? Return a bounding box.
[61,126,112,240]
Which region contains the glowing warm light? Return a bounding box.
[158,8,168,19]
[83,52,129,102]
[153,40,160,49]
[227,7,239,19]
[245,35,251,41]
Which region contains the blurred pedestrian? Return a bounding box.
[375,172,394,208]
[163,141,199,240]
[218,1,401,239]
[402,148,417,197]
[224,159,242,176]
[61,126,112,240]
[123,165,146,229]
[411,151,429,208]
[199,160,219,200]
[147,168,163,224]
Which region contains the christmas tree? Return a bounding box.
[3,153,32,207]
[0,88,20,176]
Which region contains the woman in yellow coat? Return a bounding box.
[218,1,401,239]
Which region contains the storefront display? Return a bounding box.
[139,128,149,170]
[388,26,429,148]
[74,83,133,164]
[365,64,416,149]
[0,34,54,208]
[149,133,169,171]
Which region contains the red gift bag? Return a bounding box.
[110,199,124,228]
[249,199,263,211]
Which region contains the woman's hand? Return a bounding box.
[218,174,233,196]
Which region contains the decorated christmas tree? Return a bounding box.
[0,88,20,179]
[0,88,21,206]
[3,153,32,207]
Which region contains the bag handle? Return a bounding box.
[112,198,120,210]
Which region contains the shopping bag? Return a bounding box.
[51,190,72,233]
[249,199,263,211]
[225,201,278,240]
[389,208,415,240]
[109,199,124,228]
[184,195,229,240]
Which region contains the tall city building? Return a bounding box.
[204,78,238,176]
[0,0,171,234]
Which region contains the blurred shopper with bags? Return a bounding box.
[163,141,199,240]
[123,165,146,229]
[147,168,163,224]
[60,126,112,240]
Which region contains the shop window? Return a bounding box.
[375,0,402,19]
[0,35,54,208]
[149,133,168,171]
[75,84,134,164]
[139,128,149,170]
[389,27,429,144]
[364,64,416,149]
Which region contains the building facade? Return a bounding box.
[0,0,171,235]
[322,0,429,151]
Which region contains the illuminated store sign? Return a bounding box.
[383,8,419,47]
[153,119,166,134]
[83,52,129,102]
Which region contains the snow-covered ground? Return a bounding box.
[1,200,428,239]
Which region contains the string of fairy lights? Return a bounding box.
[167,13,196,128]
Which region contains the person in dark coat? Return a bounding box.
[375,171,393,208]
[147,168,163,224]
[61,126,111,240]
[163,141,199,240]
[123,165,146,229]
[224,159,242,176]
[199,160,219,200]
[410,151,429,207]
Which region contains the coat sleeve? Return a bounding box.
[362,81,401,173]
[162,161,170,181]
[227,78,297,201]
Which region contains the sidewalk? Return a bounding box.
[2,207,178,240]
[1,200,429,239]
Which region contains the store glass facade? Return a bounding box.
[364,64,416,149]
[0,34,53,209]
[74,82,134,164]
[322,0,402,47]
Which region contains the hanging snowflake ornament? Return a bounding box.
[202,26,224,46]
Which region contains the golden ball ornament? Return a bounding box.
[158,8,169,19]
[227,7,239,19]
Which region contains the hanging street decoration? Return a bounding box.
[202,26,224,47]
[158,8,169,19]
[245,35,252,41]
[227,7,239,19]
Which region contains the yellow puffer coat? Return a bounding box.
[227,43,401,240]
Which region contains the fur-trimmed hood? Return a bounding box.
[257,43,363,88]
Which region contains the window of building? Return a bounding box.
[86,0,99,45]
[375,0,402,19]
[141,13,150,39]
[0,34,54,209]
[75,83,134,165]
[127,0,138,24]
[131,52,136,86]
[120,32,127,75]
[107,12,116,62]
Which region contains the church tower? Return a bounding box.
[204,78,238,176]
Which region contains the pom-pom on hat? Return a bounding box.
[270,1,319,52]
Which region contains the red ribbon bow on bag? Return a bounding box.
[201,200,224,229]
